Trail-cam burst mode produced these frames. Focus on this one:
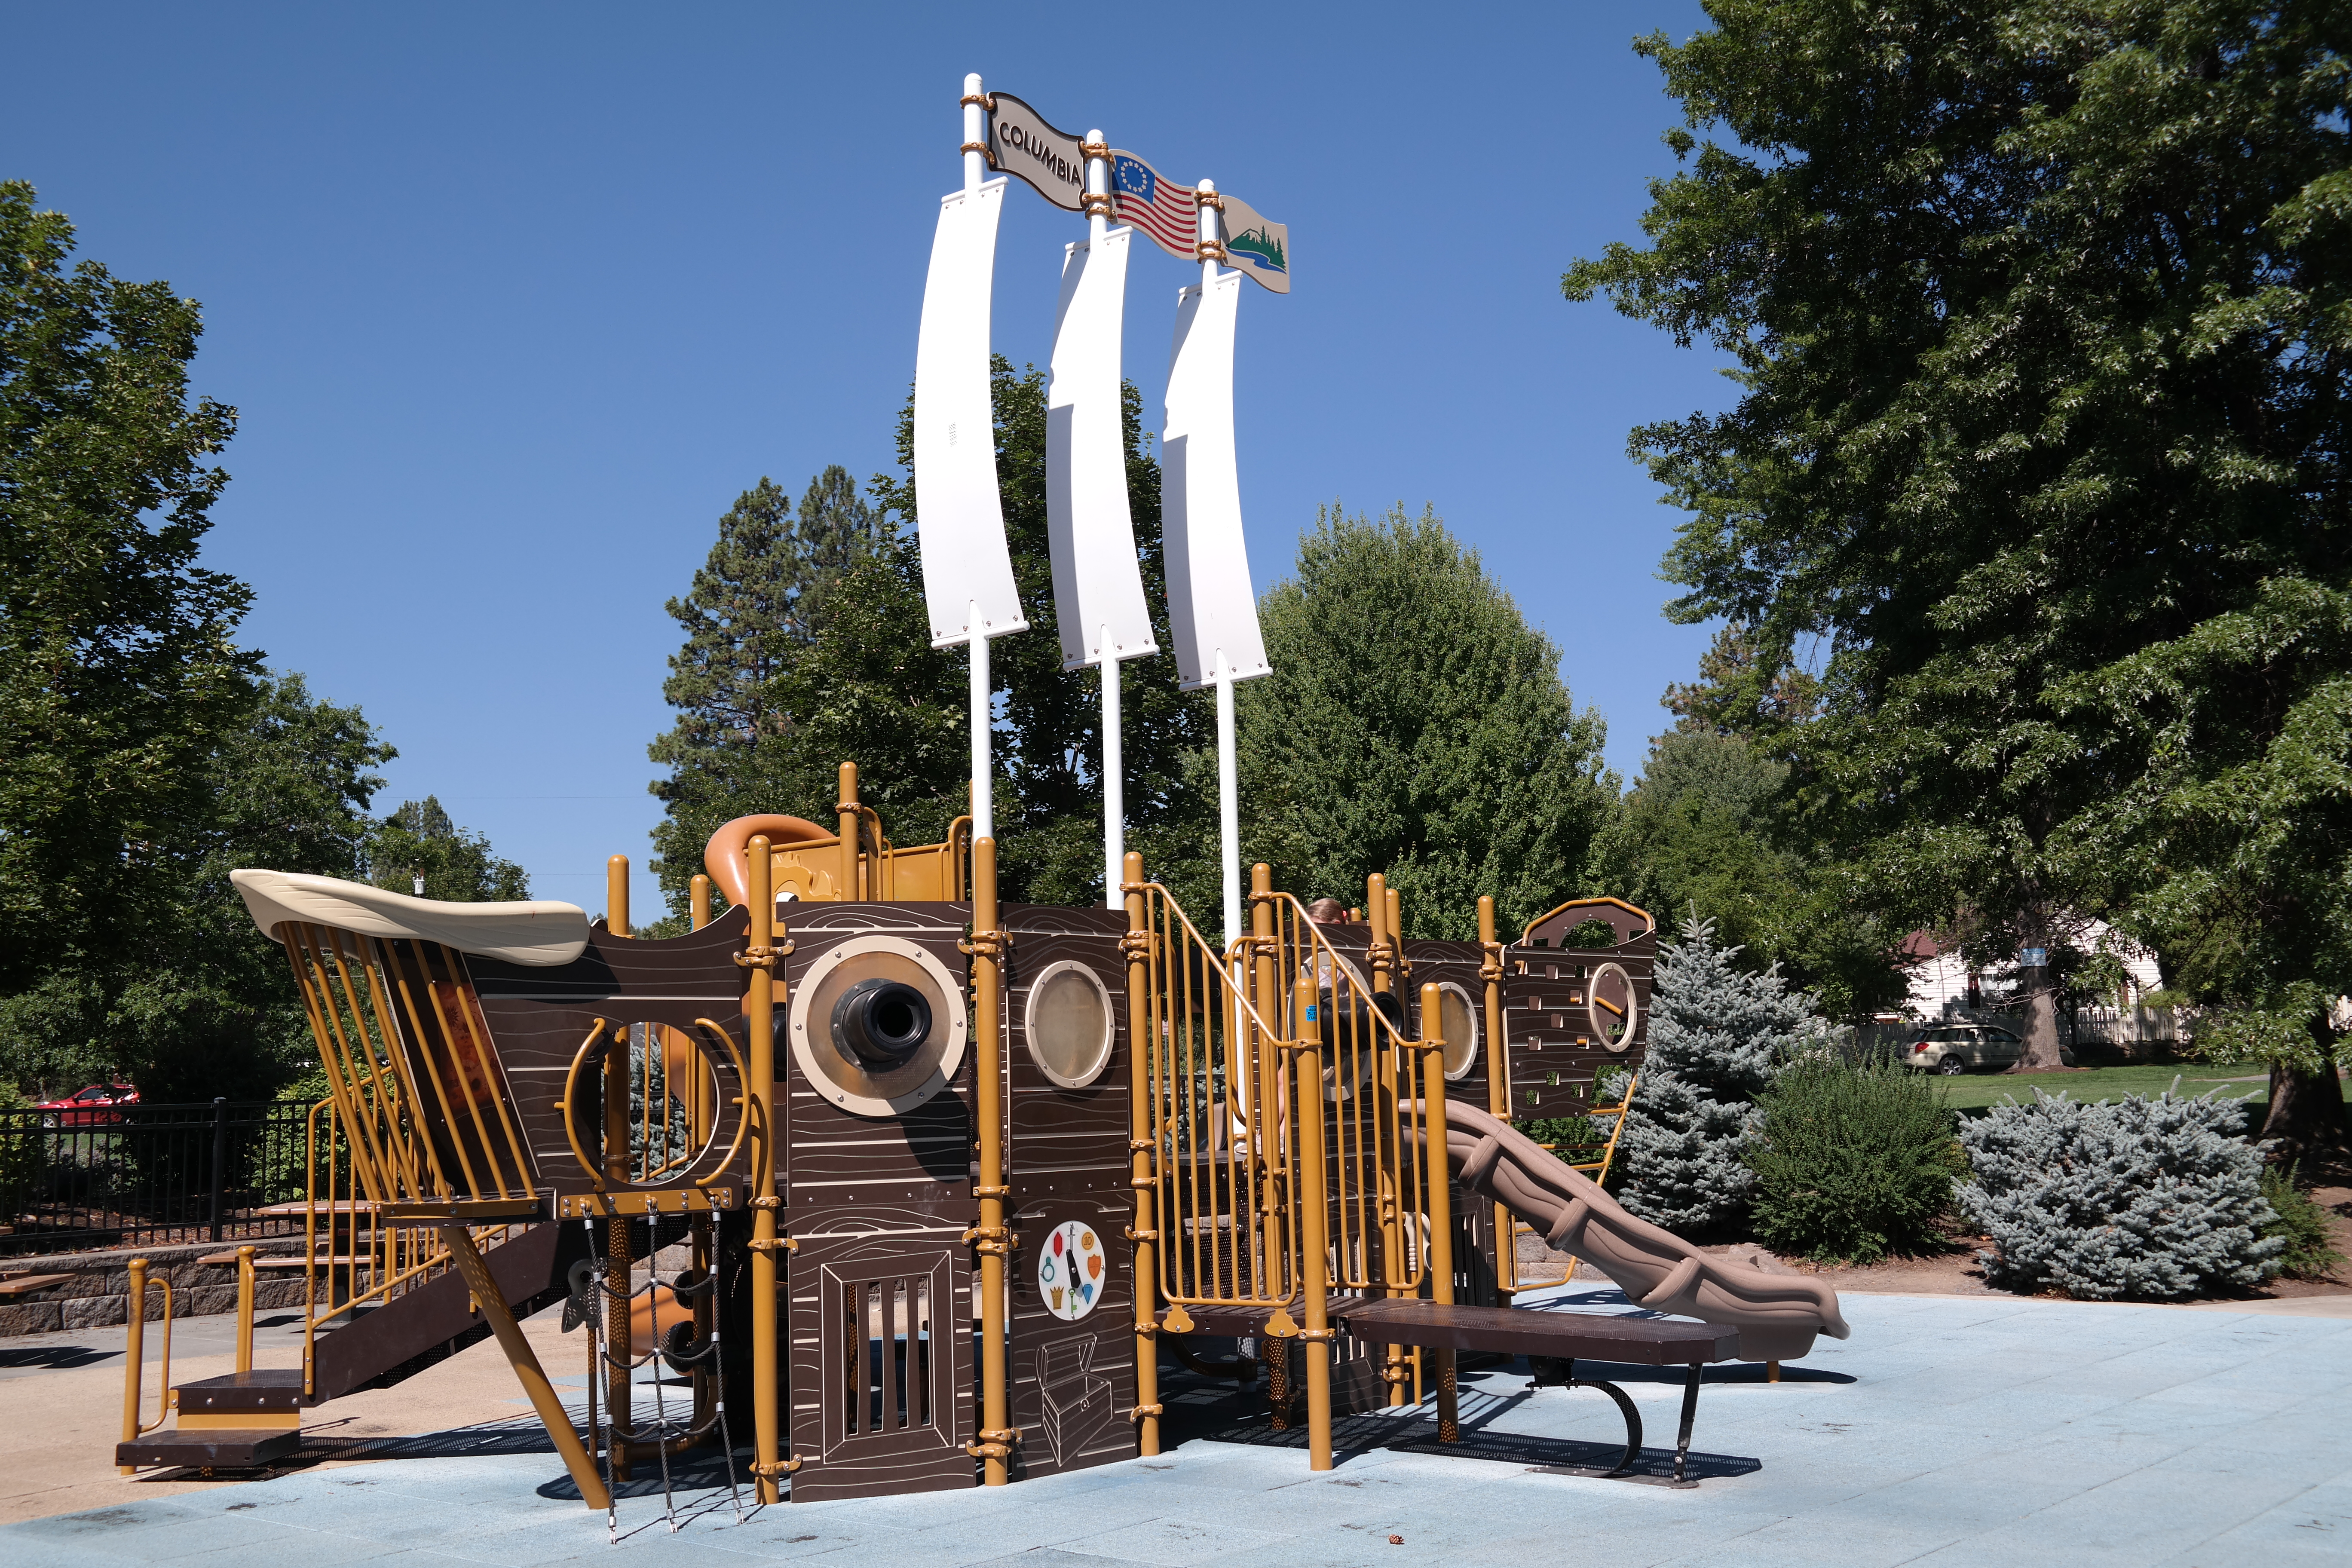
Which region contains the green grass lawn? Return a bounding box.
[1931,1060,2270,1117]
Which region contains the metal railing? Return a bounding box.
[0,1099,312,1256]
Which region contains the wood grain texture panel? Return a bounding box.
[778,903,977,1212]
[1001,905,1130,1190]
[998,906,1138,1479]
[786,1201,976,1502]
[467,913,755,1200]
[1005,1191,1135,1478]
[1500,932,1657,1122]
[1400,939,1498,1114]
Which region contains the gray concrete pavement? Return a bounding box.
[1,1288,2346,1566]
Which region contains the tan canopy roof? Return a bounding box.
[230,869,592,968]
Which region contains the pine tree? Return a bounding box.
[646,470,889,912]
[795,464,880,634]
[1617,910,1816,1234]
[650,478,805,775]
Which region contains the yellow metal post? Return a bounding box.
[972,838,1011,1484]
[1123,851,1162,1458]
[1420,982,1459,1442]
[839,762,862,901]
[1293,985,1334,1470]
[603,855,633,1479]
[119,1257,149,1474]
[606,855,630,937]
[689,870,717,1148]
[1248,864,1289,1429]
[743,835,785,1503]
[235,1246,256,1373]
[1363,874,1406,1405]
[1477,896,1515,1302]
[439,1222,612,1510]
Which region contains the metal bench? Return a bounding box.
[1329,1298,1740,1480]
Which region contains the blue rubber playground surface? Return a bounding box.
[6,1288,2347,1568]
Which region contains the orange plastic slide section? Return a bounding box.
[1415,1101,1851,1361]
[702,814,836,906]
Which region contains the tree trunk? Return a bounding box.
[2259,1018,2349,1165]
[2009,965,2068,1072]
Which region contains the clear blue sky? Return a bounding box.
[3,3,1735,915]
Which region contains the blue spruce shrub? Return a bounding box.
[1958,1088,2281,1299]
[1617,912,1816,1234]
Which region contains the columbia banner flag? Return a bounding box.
[987,92,1087,213]
[1218,191,1290,294]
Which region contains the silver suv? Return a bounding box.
[1904,1023,2025,1075]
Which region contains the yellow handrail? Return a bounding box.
[117,1258,172,1472]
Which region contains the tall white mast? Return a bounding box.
[963,77,994,844]
[915,74,1024,845]
[1160,175,1269,951]
[1089,136,1123,910]
[1200,179,1242,949]
[1044,131,1155,911]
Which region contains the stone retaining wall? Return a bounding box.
[0,1237,312,1337]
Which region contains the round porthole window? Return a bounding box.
[1433,982,1479,1081]
[1023,960,1114,1089]
[1588,961,1638,1052]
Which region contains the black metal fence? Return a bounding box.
[0,1099,317,1257]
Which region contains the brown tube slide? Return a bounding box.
[702,814,836,907]
[1410,1101,1850,1361]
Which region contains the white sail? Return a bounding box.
[1162,271,1270,691]
[913,178,1027,647]
[1046,227,1157,671]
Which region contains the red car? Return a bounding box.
[35,1083,139,1128]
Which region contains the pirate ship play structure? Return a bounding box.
[111,76,1845,1509]
[114,777,1845,1505]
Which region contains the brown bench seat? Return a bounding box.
[1327,1298,1739,1482]
[1330,1297,1739,1363]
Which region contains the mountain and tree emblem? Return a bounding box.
[1228,224,1286,273]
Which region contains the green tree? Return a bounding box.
[0,180,257,992]
[1664,623,1819,743]
[361,796,529,902]
[1618,911,1816,1234]
[1239,504,1616,939]
[0,673,389,1101]
[1565,3,2351,1148]
[1595,720,1906,1022]
[796,463,880,634]
[646,470,887,911]
[1588,731,1798,948]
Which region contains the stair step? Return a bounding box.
[175,1370,313,1412]
[117,1427,300,1469]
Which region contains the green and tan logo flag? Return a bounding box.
[1219,191,1290,294]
